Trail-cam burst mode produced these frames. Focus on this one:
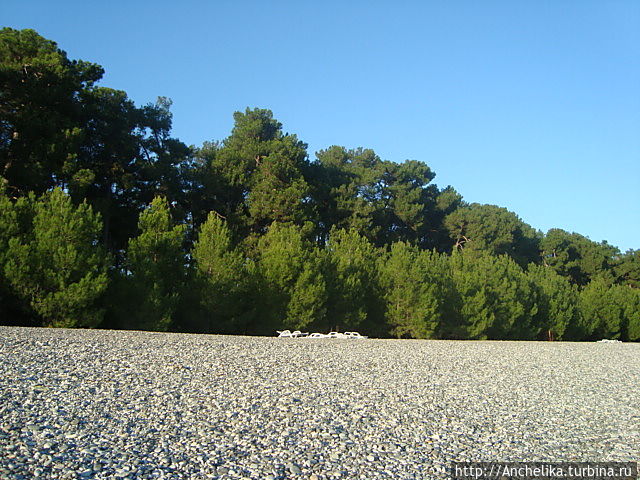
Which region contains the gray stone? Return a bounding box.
[0,326,637,480]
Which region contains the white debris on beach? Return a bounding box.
[276,330,368,339]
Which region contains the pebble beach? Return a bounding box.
[1,326,638,479]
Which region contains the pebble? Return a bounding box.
[0,326,638,479]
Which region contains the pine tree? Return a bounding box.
[621,287,640,341]
[451,250,539,339]
[123,196,186,331]
[578,278,624,340]
[541,229,618,286]
[286,257,328,332]
[2,27,638,337]
[312,147,382,243]
[0,191,35,323]
[613,285,640,341]
[526,264,579,340]
[253,223,326,334]
[0,28,103,196]
[616,249,640,288]
[325,228,384,334]
[4,188,109,327]
[246,136,314,234]
[379,242,458,339]
[192,212,252,333]
[444,203,541,267]
[194,108,315,239]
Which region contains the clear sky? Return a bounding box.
[3,1,639,251]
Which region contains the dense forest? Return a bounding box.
[1,28,638,341]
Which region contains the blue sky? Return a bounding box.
[3,1,639,251]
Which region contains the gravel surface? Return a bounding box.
[0,326,638,479]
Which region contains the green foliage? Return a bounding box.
[541,229,618,286]
[325,228,383,334]
[313,146,382,242]
[616,249,640,288]
[622,287,640,341]
[0,28,191,255]
[192,212,252,333]
[426,186,464,252]
[246,134,313,233]
[379,242,459,339]
[0,28,103,195]
[312,147,441,248]
[4,188,108,327]
[194,108,314,239]
[67,86,144,252]
[0,191,33,264]
[253,223,326,334]
[450,250,539,339]
[0,191,35,322]
[577,278,627,340]
[1,28,638,340]
[526,264,579,340]
[614,286,640,341]
[286,260,328,332]
[575,280,640,341]
[445,203,541,266]
[69,90,191,254]
[374,160,438,247]
[123,196,186,331]
[136,97,192,213]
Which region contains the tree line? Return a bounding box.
[1,28,638,340]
